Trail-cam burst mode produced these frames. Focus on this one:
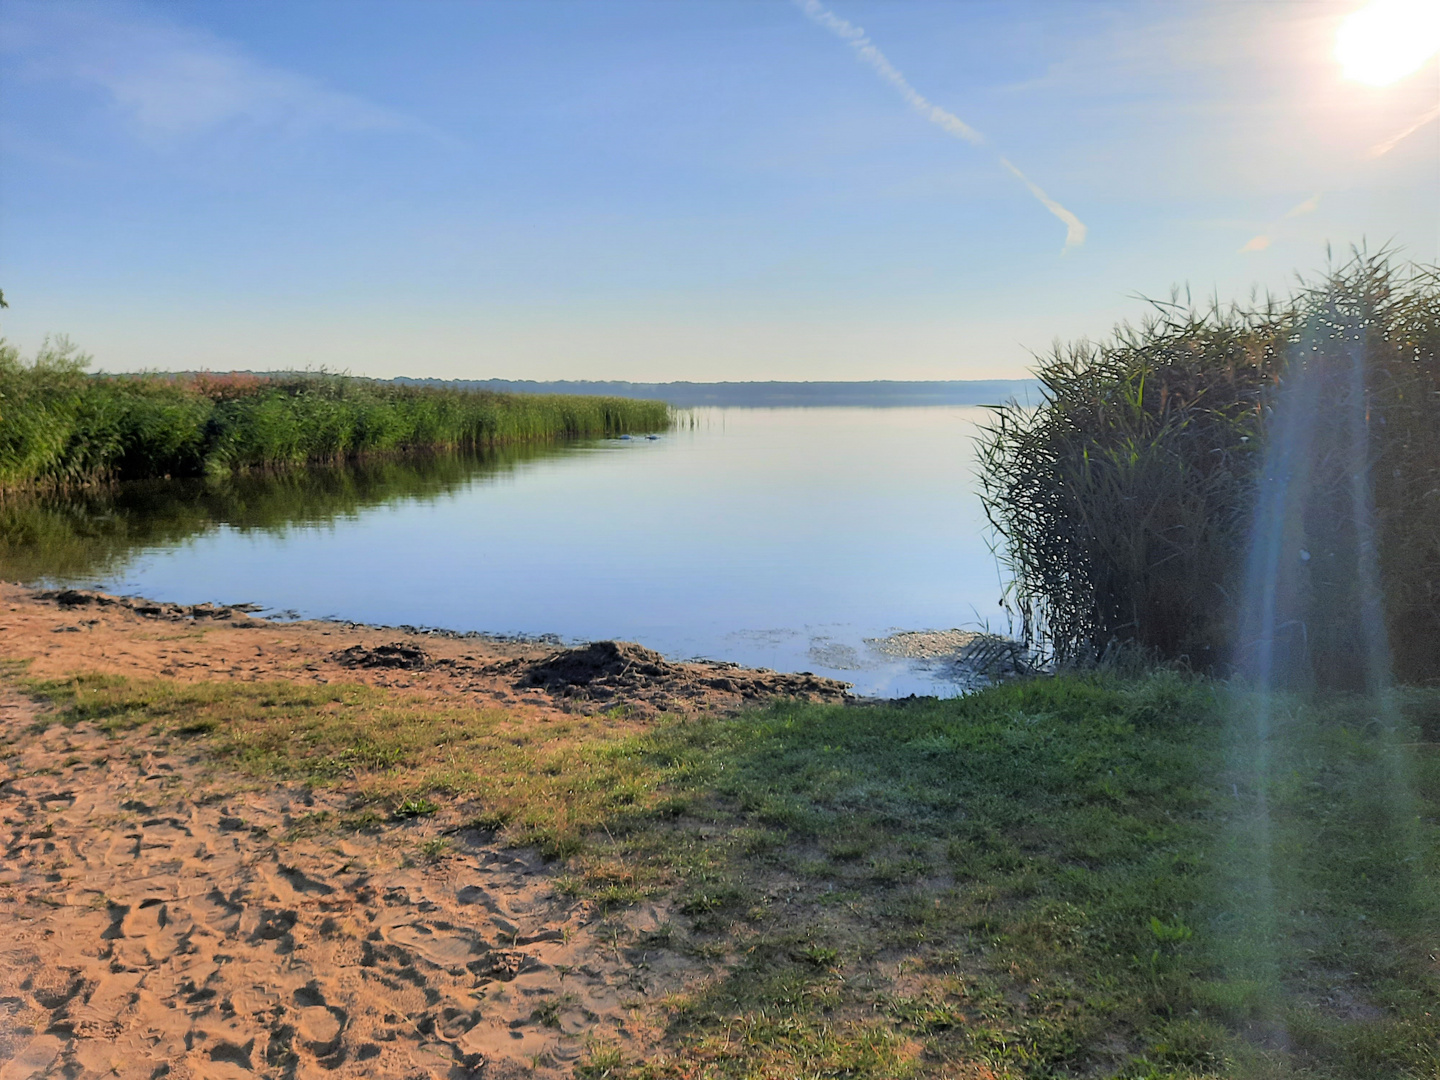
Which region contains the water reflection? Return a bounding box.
[1,408,1009,696]
[0,442,572,584]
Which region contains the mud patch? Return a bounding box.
[807,640,868,671]
[865,630,1028,685]
[37,588,260,623]
[332,643,439,671]
[522,641,674,688]
[514,641,851,711]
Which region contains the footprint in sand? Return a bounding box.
[385,922,487,968]
[0,680,702,1079]
[294,984,348,1060]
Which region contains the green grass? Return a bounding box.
[18,672,679,856]
[12,669,1439,1078]
[0,341,670,489]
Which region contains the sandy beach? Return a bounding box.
[0,583,847,1079]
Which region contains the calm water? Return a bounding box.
[3,407,1011,696]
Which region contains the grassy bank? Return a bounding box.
[16,668,1439,1078]
[0,339,670,489]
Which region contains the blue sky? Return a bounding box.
[1,0,1436,380]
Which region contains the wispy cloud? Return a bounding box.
[1,3,424,142]
[1240,192,1321,253]
[796,0,1087,251]
[1282,193,1321,219]
[1237,86,1433,254]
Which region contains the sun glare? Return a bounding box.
[1336,0,1440,86]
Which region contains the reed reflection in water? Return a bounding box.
[0,442,569,585]
[1,407,1007,696]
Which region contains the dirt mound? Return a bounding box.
[698,665,851,702]
[332,642,439,671]
[522,641,675,688]
[517,641,851,710]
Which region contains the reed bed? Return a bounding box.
[979,252,1440,684]
[0,348,670,489]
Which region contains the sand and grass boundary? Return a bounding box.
[1,584,1437,1077]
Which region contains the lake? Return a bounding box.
[1,406,1012,696]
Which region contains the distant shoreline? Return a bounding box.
[391,377,1042,408]
[154,374,1043,409]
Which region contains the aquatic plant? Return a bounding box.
[0,348,670,490]
[979,251,1440,683]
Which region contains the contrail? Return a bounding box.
[796,0,1087,251]
[1368,100,1440,158]
[998,158,1087,251]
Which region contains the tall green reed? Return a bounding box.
[0,351,670,490]
[979,252,1440,683]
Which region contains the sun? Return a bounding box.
[1335,0,1440,86]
